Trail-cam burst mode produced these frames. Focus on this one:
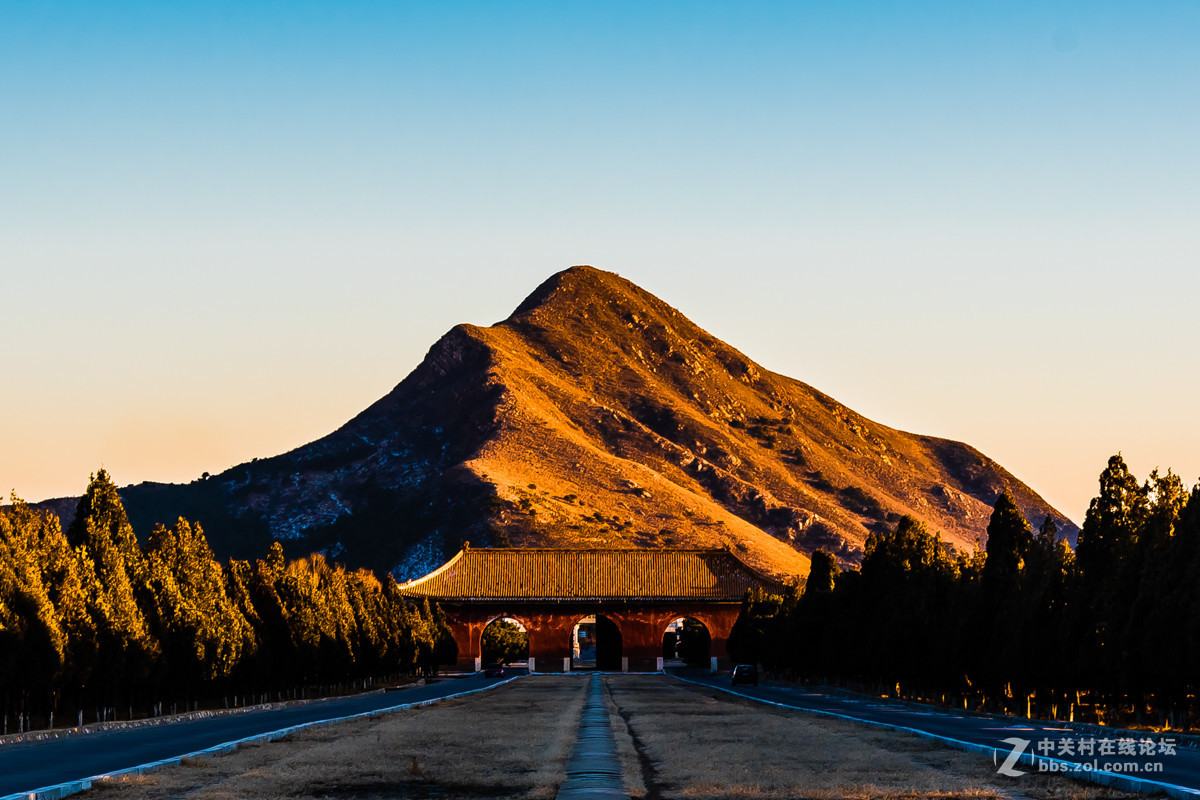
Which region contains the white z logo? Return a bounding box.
[995,737,1030,777]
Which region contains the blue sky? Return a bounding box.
[3,2,1198,522]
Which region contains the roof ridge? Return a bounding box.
[459,547,731,553]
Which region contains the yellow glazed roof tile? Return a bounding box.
[398,547,778,601]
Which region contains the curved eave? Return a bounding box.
[397,548,465,591]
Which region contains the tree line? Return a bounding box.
[729,454,1200,729]
[0,470,456,734]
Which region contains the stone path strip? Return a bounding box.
[556,674,629,800]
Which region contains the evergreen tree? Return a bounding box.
[68,470,146,583]
[1,496,95,719]
[675,618,711,668]
[68,471,159,700]
[144,518,254,689]
[982,490,1032,589]
[1018,515,1074,699]
[1039,515,1058,544]
[481,619,528,664]
[344,569,389,676]
[1172,486,1200,725]
[0,512,66,723]
[859,516,959,691]
[805,550,840,597]
[975,492,1035,694]
[727,588,788,669]
[1121,470,1188,708]
[1076,454,1146,587]
[1074,454,1148,692]
[429,600,458,670]
[244,543,303,686]
[788,549,839,675]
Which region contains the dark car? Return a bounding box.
[483,663,506,677]
[731,664,758,686]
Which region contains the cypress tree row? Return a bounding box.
[0,471,456,733]
[727,454,1200,729]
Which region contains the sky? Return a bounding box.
[2,2,1198,524]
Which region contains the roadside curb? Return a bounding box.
[672,676,1200,800]
[0,684,429,748]
[1,676,524,800]
[807,682,1200,752]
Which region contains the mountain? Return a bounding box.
[39,266,1076,581]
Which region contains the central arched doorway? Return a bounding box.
[662,617,711,668]
[570,615,623,670]
[480,616,529,665]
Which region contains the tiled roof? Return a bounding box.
[398,547,777,601]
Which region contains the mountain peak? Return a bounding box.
[509,265,650,321]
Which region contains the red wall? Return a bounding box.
[444,602,740,673]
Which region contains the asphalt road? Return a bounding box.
[0,672,518,798]
[677,672,1200,796]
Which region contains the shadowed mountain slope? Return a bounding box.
[39,266,1076,581]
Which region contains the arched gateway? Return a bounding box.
[398,547,782,673]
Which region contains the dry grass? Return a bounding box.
[88,677,586,800]
[604,676,1143,800]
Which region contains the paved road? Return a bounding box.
[677,672,1200,796]
[0,672,519,798]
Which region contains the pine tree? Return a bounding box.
[1121,471,1188,709]
[385,579,422,673]
[481,619,528,664]
[859,516,959,691]
[144,518,254,690]
[344,569,388,677]
[223,558,265,684]
[1076,455,1146,586]
[0,497,100,724]
[0,512,66,725]
[428,600,458,670]
[68,470,146,583]
[1074,454,1148,692]
[246,543,301,685]
[982,490,1032,588]
[804,550,840,597]
[727,588,788,670]
[1039,515,1059,543]
[1018,515,1074,701]
[68,471,159,704]
[975,492,1035,695]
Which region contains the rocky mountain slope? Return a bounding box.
[40,266,1077,581]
